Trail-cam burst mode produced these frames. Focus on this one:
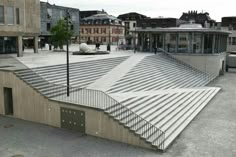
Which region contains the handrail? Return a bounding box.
[157,49,216,80]
[13,65,165,150]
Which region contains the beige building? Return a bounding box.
[0,0,40,57]
[221,17,236,52]
[80,14,125,45]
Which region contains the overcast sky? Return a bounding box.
[41,0,235,22]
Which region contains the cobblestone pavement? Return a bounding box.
[0,70,236,157]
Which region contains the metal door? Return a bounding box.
[61,107,85,133]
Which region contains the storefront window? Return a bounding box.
[0,37,17,54]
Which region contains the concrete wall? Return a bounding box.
[24,0,40,36]
[0,0,40,36]
[173,53,226,77]
[0,70,153,150]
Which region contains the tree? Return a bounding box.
[50,19,73,50]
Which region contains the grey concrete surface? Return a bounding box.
[0,71,236,157]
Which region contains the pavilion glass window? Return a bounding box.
[0,6,4,24]
[165,33,177,53]
[7,7,14,25]
[178,33,189,53]
[193,33,202,53]
[214,35,220,53]
[204,34,213,54]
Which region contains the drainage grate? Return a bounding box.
[0,65,14,68]
[3,124,14,128]
[11,155,24,157]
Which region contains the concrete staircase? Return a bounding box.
[107,88,220,150]
[13,53,220,151]
[14,56,128,98]
[107,54,212,93]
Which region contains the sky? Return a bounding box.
[41,0,236,22]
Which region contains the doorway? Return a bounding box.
[4,87,13,115]
[219,60,225,75]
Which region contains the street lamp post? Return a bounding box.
[66,10,70,97]
[134,23,137,53]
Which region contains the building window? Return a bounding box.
[193,33,202,53]
[7,7,14,25]
[94,28,99,34]
[101,37,106,42]
[47,8,52,19]
[165,33,177,53]
[102,28,106,34]
[70,24,74,31]
[0,6,4,24]
[228,37,232,45]
[204,34,213,53]
[112,37,118,42]
[232,37,236,45]
[60,10,64,19]
[81,28,84,34]
[88,28,91,34]
[47,23,51,31]
[16,8,20,24]
[72,15,77,22]
[133,23,136,28]
[178,33,189,53]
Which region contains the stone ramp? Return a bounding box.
[87,54,152,91]
[107,54,211,93]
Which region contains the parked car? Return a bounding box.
[226,51,236,72]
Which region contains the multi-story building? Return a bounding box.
[40,2,80,45]
[0,0,40,57]
[221,16,236,51]
[137,17,186,28]
[180,10,216,28]
[118,12,148,46]
[80,10,107,19]
[80,13,125,45]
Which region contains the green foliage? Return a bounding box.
[50,19,73,49]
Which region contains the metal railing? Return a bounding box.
[158,48,216,82]
[14,66,166,150]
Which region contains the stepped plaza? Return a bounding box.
[0,44,224,150]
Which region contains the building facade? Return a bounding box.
[118,12,148,46]
[221,17,236,52]
[180,11,216,28]
[40,2,80,45]
[0,0,40,57]
[80,14,125,45]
